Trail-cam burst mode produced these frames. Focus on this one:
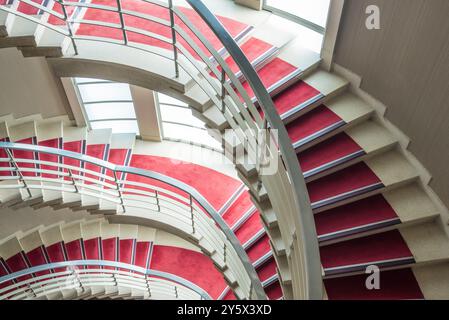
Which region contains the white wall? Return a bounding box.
[0,48,72,120]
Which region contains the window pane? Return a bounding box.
[78,83,132,103]
[91,120,140,135]
[84,102,136,121]
[75,77,112,84]
[266,0,331,27]
[158,93,188,107]
[163,122,221,150]
[160,104,204,128]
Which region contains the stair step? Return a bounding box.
[221,190,254,227]
[264,281,283,300]
[299,132,364,179]
[240,57,302,103]
[271,80,324,121]
[8,121,42,201]
[324,268,423,300]
[300,121,397,181]
[310,151,418,212]
[308,162,383,210]
[37,120,63,204]
[320,230,414,276]
[234,213,264,245]
[315,183,440,245]
[80,128,112,208]
[98,132,135,212]
[246,235,272,264]
[315,195,401,243]
[257,257,278,285]
[220,37,278,80]
[62,126,87,205]
[287,94,373,153]
[4,13,39,39]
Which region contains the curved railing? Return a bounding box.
[0,0,322,299]
[0,142,265,300]
[0,260,211,300]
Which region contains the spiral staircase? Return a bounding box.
[0,0,448,300]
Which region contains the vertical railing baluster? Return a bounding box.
[223,242,227,264]
[116,0,127,45]
[221,68,226,113]
[113,171,126,213]
[67,168,79,193]
[58,0,78,55]
[189,195,195,234]
[168,0,179,78]
[155,190,160,212]
[5,148,32,198]
[145,275,152,298]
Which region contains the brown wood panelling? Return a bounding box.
[334,0,449,207]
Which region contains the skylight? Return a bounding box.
[74,78,140,135]
[157,93,223,151]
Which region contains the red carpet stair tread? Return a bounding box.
[314,195,401,242]
[74,0,251,60]
[287,105,344,150]
[324,268,424,300]
[222,191,254,228]
[150,245,227,300]
[271,80,323,119]
[220,37,277,77]
[129,154,242,211]
[298,132,365,178]
[307,162,383,209]
[0,236,228,300]
[240,58,301,102]
[320,230,415,276]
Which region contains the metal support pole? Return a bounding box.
[5,149,32,198]
[67,168,79,193]
[221,68,226,113]
[189,195,195,234]
[155,190,160,212]
[58,0,78,55]
[116,0,128,45]
[168,0,179,78]
[113,171,126,213]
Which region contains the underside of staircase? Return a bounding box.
[0,0,449,300]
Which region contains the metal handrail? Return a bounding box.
[184,0,322,299]
[0,141,265,300]
[0,0,323,298]
[0,260,210,300]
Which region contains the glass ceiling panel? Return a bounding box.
[91,120,140,134]
[74,77,140,135]
[159,104,204,128]
[75,77,112,84]
[78,82,132,103]
[156,92,222,151]
[84,102,137,121]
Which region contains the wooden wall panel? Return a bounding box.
[334,0,449,207]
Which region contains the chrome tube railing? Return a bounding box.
[0,260,210,300]
[0,0,322,298]
[0,142,265,300]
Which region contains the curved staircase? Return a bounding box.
[0,0,449,300]
[0,218,228,299]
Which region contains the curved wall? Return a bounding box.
[334,0,449,207]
